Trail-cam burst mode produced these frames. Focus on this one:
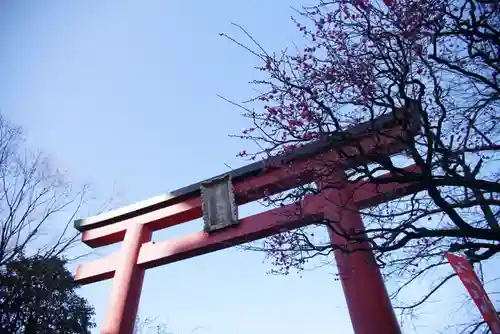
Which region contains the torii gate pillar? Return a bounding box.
[320,182,400,333]
[100,223,151,334]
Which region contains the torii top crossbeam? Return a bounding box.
[75,103,420,235]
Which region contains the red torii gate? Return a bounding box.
[75,105,422,334]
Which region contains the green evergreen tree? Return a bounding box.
[0,255,95,334]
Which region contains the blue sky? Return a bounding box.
[0,1,492,333]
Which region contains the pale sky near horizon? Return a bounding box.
[0,1,495,333]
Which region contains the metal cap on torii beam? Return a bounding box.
[74,101,421,233]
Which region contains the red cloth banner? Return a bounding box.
[446,252,500,333]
